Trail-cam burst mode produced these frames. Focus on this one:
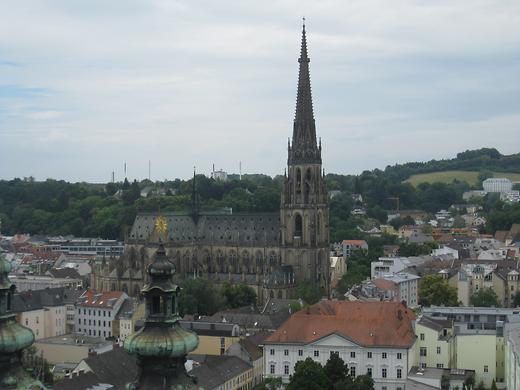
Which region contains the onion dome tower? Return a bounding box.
[0,254,44,389]
[124,218,201,389]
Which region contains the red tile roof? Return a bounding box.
[341,240,367,246]
[78,290,125,308]
[372,278,397,292]
[265,301,416,348]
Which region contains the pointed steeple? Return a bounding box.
[289,19,321,165]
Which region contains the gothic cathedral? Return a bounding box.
[91,23,330,303]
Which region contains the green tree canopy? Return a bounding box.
[178,278,225,316]
[297,281,323,305]
[470,287,500,307]
[324,353,349,387]
[419,274,459,307]
[287,358,331,390]
[221,282,257,309]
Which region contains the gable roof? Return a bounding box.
[190,355,252,389]
[265,301,416,348]
[82,346,137,388]
[78,290,125,308]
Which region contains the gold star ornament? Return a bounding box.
[155,216,168,236]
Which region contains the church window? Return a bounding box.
[294,214,303,237]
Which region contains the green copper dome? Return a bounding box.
[0,321,34,354]
[124,323,198,358]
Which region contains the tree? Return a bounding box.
[419,274,459,307]
[324,353,349,387]
[334,375,374,390]
[257,377,282,390]
[470,287,500,307]
[178,278,225,316]
[491,379,497,390]
[287,358,331,390]
[221,282,257,309]
[297,281,323,305]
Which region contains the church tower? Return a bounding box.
[281,22,330,293]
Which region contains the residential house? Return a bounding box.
[190,355,254,390]
[75,290,128,339]
[372,272,421,308]
[342,240,368,257]
[414,316,453,369]
[179,320,240,356]
[13,287,70,339]
[422,306,520,387]
[34,333,113,365]
[263,301,417,390]
[505,326,520,390]
[226,331,269,387]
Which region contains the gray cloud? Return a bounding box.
[0,0,519,182]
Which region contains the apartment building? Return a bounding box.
[372,272,420,308]
[75,290,127,339]
[421,306,520,387]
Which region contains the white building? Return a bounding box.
[371,256,431,279]
[506,326,520,390]
[211,169,228,181]
[263,301,417,390]
[75,290,127,339]
[372,273,421,308]
[483,178,513,193]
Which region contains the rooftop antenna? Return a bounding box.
[124,163,127,178]
[148,160,151,181]
[111,171,115,183]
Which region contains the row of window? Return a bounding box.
[78,308,111,317]
[271,363,402,379]
[78,318,111,328]
[271,348,402,360]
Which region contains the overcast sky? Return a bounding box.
[1,0,519,183]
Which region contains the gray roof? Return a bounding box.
[418,315,453,332]
[179,320,239,337]
[128,212,280,246]
[191,355,252,389]
[12,287,80,312]
[207,306,291,331]
[54,372,114,390]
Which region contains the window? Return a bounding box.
[420,363,427,369]
[397,368,402,379]
[298,349,303,356]
[367,351,372,359]
[420,333,425,341]
[382,387,387,390]
[382,352,387,359]
[397,388,402,390]
[437,364,444,368]
[367,367,372,377]
[437,346,441,354]
[420,347,427,357]
[270,349,275,356]
[397,352,402,360]
[350,351,356,358]
[350,366,356,377]
[270,364,275,374]
[284,349,289,356]
[382,368,387,378]
[314,350,319,357]
[36,316,39,324]
[484,365,488,373]
[284,365,289,375]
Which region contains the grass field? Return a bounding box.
[404,171,520,186]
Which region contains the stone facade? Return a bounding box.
[90,24,330,303]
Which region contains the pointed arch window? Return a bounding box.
[294,214,303,237]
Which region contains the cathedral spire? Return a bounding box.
[290,20,321,165]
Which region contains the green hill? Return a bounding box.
[404,170,520,186]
